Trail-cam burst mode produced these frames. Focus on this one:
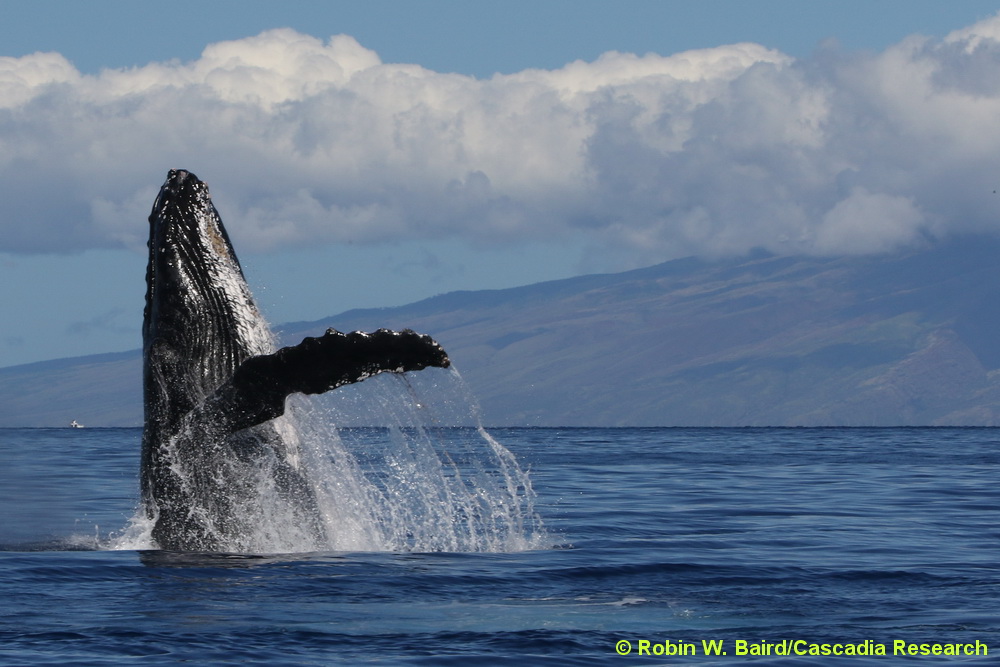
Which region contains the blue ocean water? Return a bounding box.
[1,426,997,665]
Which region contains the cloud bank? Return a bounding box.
[3,18,1000,267]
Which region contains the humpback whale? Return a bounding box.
[142,169,449,551]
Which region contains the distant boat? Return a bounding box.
[69,420,84,428]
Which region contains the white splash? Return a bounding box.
[108,366,545,554]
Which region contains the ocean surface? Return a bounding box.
[1,426,997,665]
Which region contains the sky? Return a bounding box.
[2,1,1000,368]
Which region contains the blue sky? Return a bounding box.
[2,1,1000,368]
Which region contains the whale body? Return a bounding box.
[141,169,449,551]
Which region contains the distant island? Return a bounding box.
[4,237,1000,427]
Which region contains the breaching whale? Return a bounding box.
[141,169,449,551]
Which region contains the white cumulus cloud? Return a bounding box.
[2,20,1000,266]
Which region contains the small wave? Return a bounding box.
[0,537,100,552]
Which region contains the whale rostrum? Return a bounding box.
[141,169,450,551]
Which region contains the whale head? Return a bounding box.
[143,169,273,431]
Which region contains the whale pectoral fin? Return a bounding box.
[269,327,450,396]
[209,328,450,432]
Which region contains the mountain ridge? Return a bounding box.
[4,239,1000,427]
